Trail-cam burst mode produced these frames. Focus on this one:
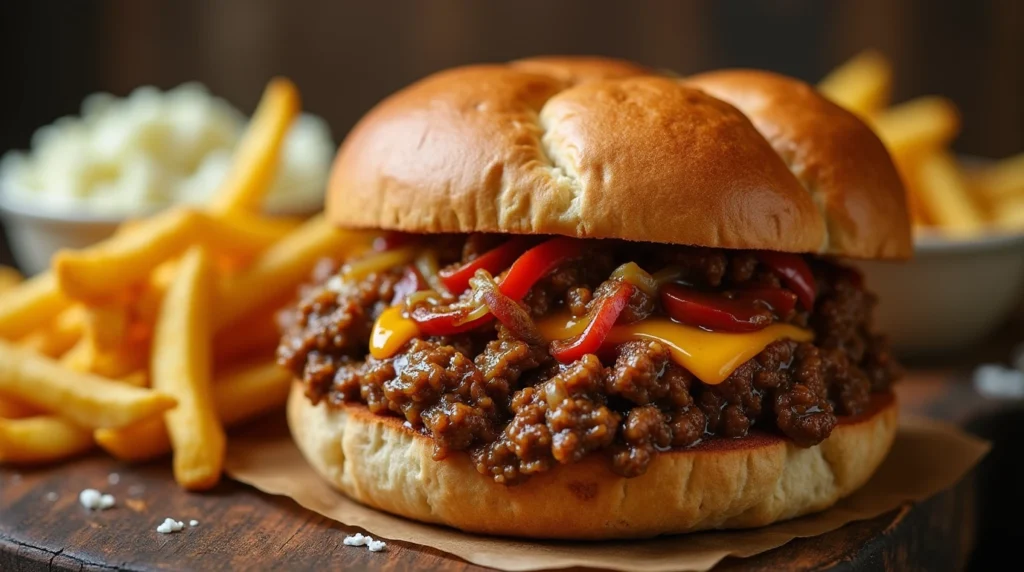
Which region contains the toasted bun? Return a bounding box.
[288,382,898,539]
[327,56,911,259]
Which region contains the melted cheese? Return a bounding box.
[369,306,421,360]
[538,313,813,385]
[604,319,812,385]
[537,313,588,340]
[372,308,814,385]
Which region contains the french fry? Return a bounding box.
[18,305,86,357]
[54,208,203,302]
[973,152,1024,206]
[14,330,49,354]
[19,333,75,359]
[133,260,176,325]
[93,418,168,462]
[893,156,933,227]
[0,415,94,464]
[59,302,145,377]
[59,301,149,379]
[151,258,180,286]
[99,348,149,381]
[120,370,149,388]
[96,361,291,462]
[0,340,175,429]
[993,196,1024,230]
[821,50,1024,234]
[60,337,148,380]
[18,311,83,356]
[213,215,371,330]
[199,210,303,260]
[151,246,224,490]
[55,208,298,303]
[0,273,70,340]
[84,302,130,351]
[55,302,89,331]
[213,300,285,365]
[59,338,95,371]
[871,96,960,159]
[212,77,300,214]
[216,211,304,241]
[0,395,38,419]
[914,151,986,234]
[818,50,893,117]
[211,361,293,425]
[0,266,23,293]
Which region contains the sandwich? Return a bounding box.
[277,56,911,539]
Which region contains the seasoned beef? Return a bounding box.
[278,237,900,485]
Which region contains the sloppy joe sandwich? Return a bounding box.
[277,56,911,539]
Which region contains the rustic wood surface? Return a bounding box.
[1,317,1020,571]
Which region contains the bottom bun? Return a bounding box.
[287,382,898,539]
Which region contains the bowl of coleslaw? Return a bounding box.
[0,82,335,274]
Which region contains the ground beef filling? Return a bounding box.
[278,239,901,485]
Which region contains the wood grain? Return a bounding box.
[0,454,483,571]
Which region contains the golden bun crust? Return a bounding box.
[288,383,898,539]
[327,56,912,259]
[686,70,911,259]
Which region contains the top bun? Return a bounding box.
[327,56,912,259]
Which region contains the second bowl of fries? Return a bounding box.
[821,51,1024,355]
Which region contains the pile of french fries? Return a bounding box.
[0,78,372,490]
[819,50,1024,236]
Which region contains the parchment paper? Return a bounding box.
[224,415,988,572]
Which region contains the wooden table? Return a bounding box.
[1,321,1021,571]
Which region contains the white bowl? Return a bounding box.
[0,186,320,276]
[855,229,1024,358]
[0,197,130,276]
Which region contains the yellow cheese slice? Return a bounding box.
[369,306,421,360]
[604,319,812,385]
[539,313,813,385]
[371,307,813,385]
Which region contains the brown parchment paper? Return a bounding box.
[224,415,988,572]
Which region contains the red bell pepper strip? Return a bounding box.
[734,287,798,318]
[412,237,584,337]
[755,251,817,310]
[474,274,544,345]
[661,284,774,333]
[408,303,493,336]
[438,237,533,295]
[550,282,634,363]
[499,237,585,300]
[390,265,428,306]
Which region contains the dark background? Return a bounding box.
[3,0,1024,162]
[1,2,1023,569]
